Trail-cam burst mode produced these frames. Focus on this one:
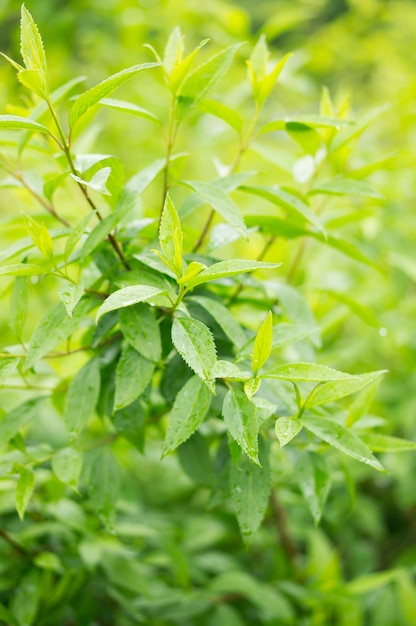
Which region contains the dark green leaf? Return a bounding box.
[222,388,259,464]
[64,359,100,437]
[171,317,217,391]
[112,398,146,452]
[114,345,154,410]
[295,451,331,524]
[119,303,162,362]
[190,296,247,349]
[15,466,35,520]
[88,448,120,529]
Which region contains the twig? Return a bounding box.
[0,528,29,557]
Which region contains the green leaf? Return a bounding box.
[309,176,383,199]
[69,62,159,128]
[22,213,52,259]
[230,440,271,543]
[10,569,40,626]
[177,431,213,486]
[307,370,387,408]
[346,374,384,425]
[88,448,120,529]
[198,98,243,134]
[64,359,100,437]
[58,281,84,318]
[0,397,45,444]
[112,398,145,452]
[302,415,386,472]
[159,193,183,277]
[275,416,302,446]
[171,317,217,392]
[162,376,211,457]
[71,167,111,195]
[261,115,352,133]
[0,262,47,277]
[95,286,165,322]
[182,180,247,238]
[15,466,35,520]
[0,114,52,135]
[176,45,238,122]
[119,303,161,362]
[17,68,48,98]
[252,311,273,375]
[186,259,280,290]
[179,171,254,219]
[358,433,416,453]
[20,5,47,74]
[64,212,93,261]
[212,360,251,381]
[9,276,29,340]
[26,298,92,369]
[114,345,154,411]
[52,447,83,487]
[263,362,356,382]
[222,388,259,464]
[295,451,331,524]
[0,357,18,385]
[99,97,159,123]
[163,26,183,75]
[241,185,324,233]
[189,296,247,349]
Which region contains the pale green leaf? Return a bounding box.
[222,388,259,464]
[295,451,331,524]
[309,176,383,199]
[95,286,165,322]
[163,26,183,75]
[162,376,211,456]
[52,447,83,486]
[22,212,53,259]
[252,311,273,375]
[346,374,383,425]
[182,180,247,238]
[198,99,243,134]
[20,5,47,73]
[114,345,154,411]
[0,357,18,385]
[0,397,46,443]
[159,193,183,277]
[119,303,161,362]
[64,212,93,261]
[275,416,302,446]
[308,370,387,408]
[17,68,48,98]
[71,167,111,195]
[64,359,100,437]
[0,262,47,277]
[15,466,35,520]
[302,415,386,472]
[179,171,254,219]
[190,296,247,349]
[88,448,120,529]
[99,97,159,123]
[9,277,28,341]
[261,115,352,133]
[263,362,356,382]
[171,317,217,392]
[58,281,84,317]
[186,259,280,290]
[358,432,416,453]
[230,441,271,543]
[0,114,52,135]
[69,62,159,128]
[211,360,251,381]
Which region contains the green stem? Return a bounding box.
[160,95,177,218]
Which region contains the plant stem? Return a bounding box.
[160,94,177,219]
[0,528,29,557]
[270,488,298,568]
[12,170,71,227]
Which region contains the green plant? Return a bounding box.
[0,6,415,626]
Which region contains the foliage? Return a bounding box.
[0,3,415,626]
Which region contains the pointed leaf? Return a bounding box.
[69,62,159,128]
[52,447,83,486]
[198,98,243,134]
[186,259,280,290]
[275,416,302,446]
[295,451,331,524]
[212,360,251,381]
[58,281,84,317]
[162,376,211,456]
[263,362,356,382]
[119,303,161,362]
[308,370,387,408]
[113,399,146,452]
[252,311,273,375]
[0,263,48,276]
[302,415,386,472]
[114,345,154,410]
[20,5,47,73]
[64,359,100,437]
[96,286,164,322]
[15,466,35,520]
[0,397,46,443]
[99,98,159,123]
[309,177,383,199]
[222,388,259,464]
[190,295,247,349]
[358,433,416,453]
[0,114,52,135]
[159,193,183,277]
[9,276,29,340]
[88,448,120,529]
[171,317,217,391]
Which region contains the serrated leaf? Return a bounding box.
[64,359,100,437]
[171,317,217,391]
[159,193,183,277]
[96,286,165,322]
[186,259,280,290]
[295,451,331,524]
[114,345,154,410]
[190,296,247,349]
[302,415,386,472]
[263,362,355,382]
[20,5,47,74]
[69,62,159,128]
[0,114,52,135]
[112,398,145,452]
[358,433,416,453]
[71,167,111,195]
[58,281,84,317]
[241,185,324,233]
[99,97,159,123]
[182,180,247,238]
[308,370,387,408]
[0,397,46,443]
[222,388,259,464]
[309,176,383,199]
[162,376,211,457]
[0,263,46,276]
[9,276,29,340]
[176,45,238,122]
[119,303,161,362]
[52,447,83,486]
[26,298,92,369]
[23,212,53,259]
[88,448,120,530]
[230,440,271,543]
[252,311,273,375]
[17,67,48,98]
[275,416,302,446]
[15,466,35,520]
[212,360,251,381]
